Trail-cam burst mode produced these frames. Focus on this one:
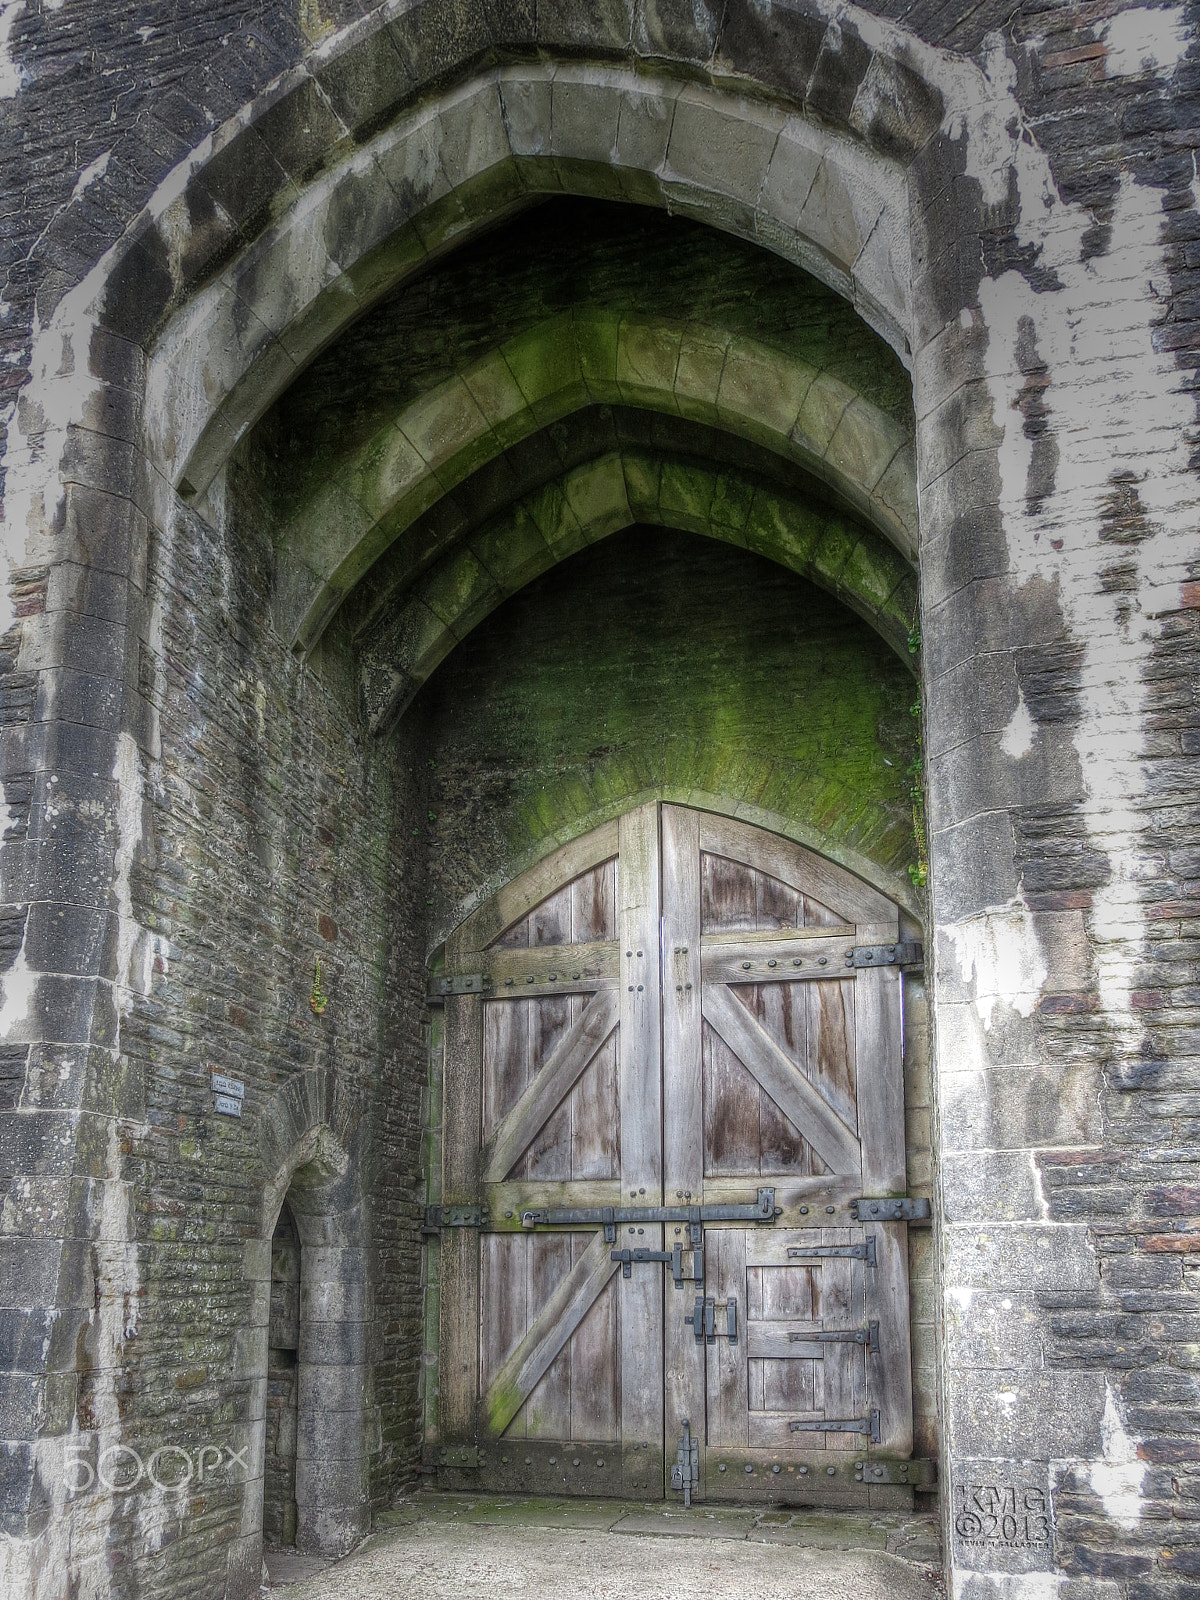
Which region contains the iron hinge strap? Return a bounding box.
[790,1409,881,1444]
[851,1196,932,1223]
[792,1320,880,1354]
[844,941,923,969]
[522,1187,777,1230]
[426,973,489,1004]
[423,1204,489,1232]
[787,1237,878,1267]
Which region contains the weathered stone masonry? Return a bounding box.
[0,1,1198,1598]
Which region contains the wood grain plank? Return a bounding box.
[746,1324,828,1360]
[440,978,483,1442]
[451,940,620,989]
[484,990,620,1183]
[617,802,664,1466]
[571,1237,620,1443]
[702,984,861,1175]
[483,1230,619,1437]
[526,1233,573,1436]
[458,823,620,951]
[705,1229,748,1448]
[697,814,894,926]
[661,805,706,1471]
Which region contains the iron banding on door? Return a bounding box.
[786,1237,878,1266]
[790,1410,881,1444]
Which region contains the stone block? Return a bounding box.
[948,1369,1107,1458]
[664,88,782,205]
[552,74,622,167]
[929,809,1020,923]
[311,24,415,140]
[945,1289,1050,1369]
[614,80,675,177]
[498,68,552,160]
[943,1220,1100,1295]
[942,1060,1102,1151]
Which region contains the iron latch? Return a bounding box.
[844,942,923,969]
[612,1243,702,1287]
[426,972,490,1003]
[671,1419,700,1507]
[851,1196,932,1223]
[787,1237,877,1267]
[423,1204,489,1232]
[792,1320,879,1353]
[790,1409,880,1443]
[685,1295,738,1344]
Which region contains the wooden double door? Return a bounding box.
[435,803,915,1507]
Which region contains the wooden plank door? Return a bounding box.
[438,805,664,1498]
[662,807,915,1509]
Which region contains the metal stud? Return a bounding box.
[827,1466,836,1476]
[768,959,777,968]
[793,958,802,967]
[772,1465,781,1474]
[742,961,751,970]
[818,957,827,966]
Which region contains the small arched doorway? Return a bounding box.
[264,1200,301,1548]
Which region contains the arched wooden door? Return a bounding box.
[432,803,919,1508]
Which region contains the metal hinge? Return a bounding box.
[844,942,923,969]
[851,1196,932,1223]
[787,1237,878,1267]
[790,1409,880,1444]
[423,1204,489,1233]
[426,973,489,1004]
[792,1321,879,1354]
[438,1444,483,1470]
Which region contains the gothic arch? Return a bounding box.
[250,1073,375,1559]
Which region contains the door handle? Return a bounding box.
[684,1295,737,1344]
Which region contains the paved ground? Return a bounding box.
[263,1493,943,1599]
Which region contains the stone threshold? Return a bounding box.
[263,1490,942,1588]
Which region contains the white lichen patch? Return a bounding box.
[945,899,1049,1028]
[1102,6,1191,78]
[1001,688,1036,760]
[1087,1385,1147,1530]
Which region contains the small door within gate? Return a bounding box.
[429,803,925,1507]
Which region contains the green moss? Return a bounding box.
[419,527,918,922]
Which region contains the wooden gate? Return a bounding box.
[432,803,920,1507]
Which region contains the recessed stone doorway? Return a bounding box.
[261,1492,942,1597]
